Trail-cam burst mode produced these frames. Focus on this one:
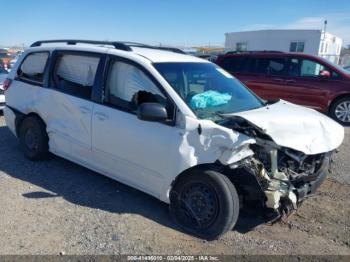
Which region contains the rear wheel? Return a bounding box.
[19,116,49,160]
[330,97,350,126]
[170,168,239,240]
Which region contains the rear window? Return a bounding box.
[52,53,100,99]
[17,52,49,84]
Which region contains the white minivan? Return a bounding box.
[3,40,344,239]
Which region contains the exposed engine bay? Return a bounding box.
[220,115,332,217]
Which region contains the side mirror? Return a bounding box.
[137,103,168,122]
[319,70,331,79]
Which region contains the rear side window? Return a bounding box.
[219,57,249,73]
[17,52,49,84]
[52,53,100,99]
[251,57,288,76]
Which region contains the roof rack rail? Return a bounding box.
[225,50,284,54]
[30,40,133,51]
[30,40,186,54]
[115,41,186,54]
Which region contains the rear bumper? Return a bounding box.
[294,154,330,203]
[0,94,5,110]
[3,106,17,137]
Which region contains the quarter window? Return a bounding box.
[52,53,100,99]
[105,60,167,112]
[17,52,49,84]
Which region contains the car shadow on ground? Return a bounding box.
[0,124,266,237]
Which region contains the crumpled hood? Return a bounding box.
[233,100,344,155]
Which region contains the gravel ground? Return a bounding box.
[0,114,349,255]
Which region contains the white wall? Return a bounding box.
[225,30,322,55]
[319,32,343,64]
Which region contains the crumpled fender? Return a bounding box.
[163,115,255,202]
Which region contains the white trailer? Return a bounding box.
[225,29,342,64]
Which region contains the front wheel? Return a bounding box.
[330,97,350,126]
[170,168,239,240]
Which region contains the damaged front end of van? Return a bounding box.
[216,100,344,217]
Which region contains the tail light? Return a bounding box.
[3,78,12,91]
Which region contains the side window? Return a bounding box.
[52,53,100,99]
[220,57,248,73]
[17,52,49,84]
[105,60,167,112]
[287,58,340,79]
[300,59,326,77]
[252,57,288,76]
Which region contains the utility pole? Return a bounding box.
[320,20,327,58]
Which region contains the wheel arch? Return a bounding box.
[166,162,266,206]
[163,163,225,203]
[329,93,350,114]
[15,111,46,137]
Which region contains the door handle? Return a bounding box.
[272,78,284,82]
[286,79,296,83]
[95,112,109,121]
[79,106,91,114]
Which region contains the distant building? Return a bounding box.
[225,29,343,64]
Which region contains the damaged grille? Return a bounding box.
[252,144,325,182]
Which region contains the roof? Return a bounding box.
[128,47,207,63]
[28,40,208,63]
[225,29,322,35]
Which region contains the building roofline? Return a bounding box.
[225,29,322,35]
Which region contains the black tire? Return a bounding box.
[170,168,239,240]
[19,116,49,160]
[330,96,350,126]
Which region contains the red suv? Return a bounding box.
[216,51,350,125]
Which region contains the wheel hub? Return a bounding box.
[180,183,218,228]
[335,101,350,123]
[24,129,39,150]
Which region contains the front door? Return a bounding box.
[91,57,177,198]
[283,57,334,111]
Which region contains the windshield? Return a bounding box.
[319,57,350,76]
[154,62,264,121]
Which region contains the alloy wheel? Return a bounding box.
[335,100,350,123]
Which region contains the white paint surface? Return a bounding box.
[234,100,344,155]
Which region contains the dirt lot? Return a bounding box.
[0,114,349,255]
